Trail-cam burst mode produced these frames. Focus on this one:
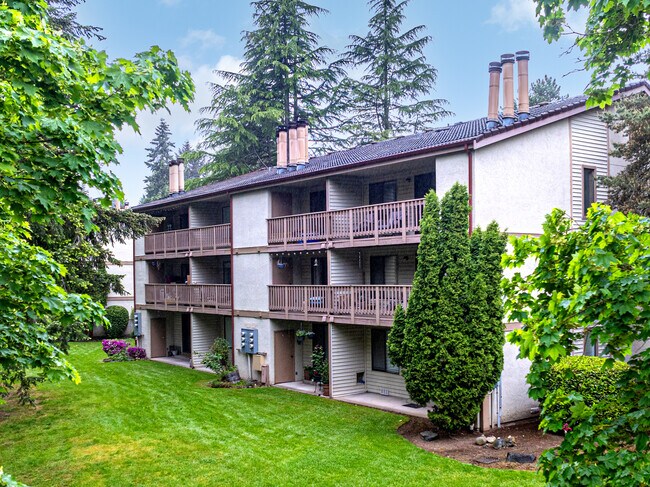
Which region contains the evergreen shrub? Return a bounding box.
[104,306,129,338]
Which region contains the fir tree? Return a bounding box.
[46,0,105,41]
[338,0,451,144]
[387,184,506,431]
[600,93,650,216]
[141,119,175,203]
[529,75,564,106]
[195,0,345,187]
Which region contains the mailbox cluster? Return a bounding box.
[240,328,258,354]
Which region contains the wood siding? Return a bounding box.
[191,256,229,284]
[327,177,363,210]
[330,251,363,285]
[191,314,225,365]
[166,313,182,349]
[189,202,228,227]
[330,325,366,397]
[570,111,609,222]
[364,328,409,398]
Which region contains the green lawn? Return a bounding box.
[0,342,541,486]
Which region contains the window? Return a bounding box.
[221,205,231,224]
[369,181,397,205]
[310,190,326,212]
[310,257,327,285]
[583,168,595,218]
[371,329,399,373]
[222,259,231,285]
[370,256,386,285]
[414,171,436,199]
[179,213,189,230]
[312,323,328,356]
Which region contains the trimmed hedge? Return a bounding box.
[104,306,129,339]
[546,355,629,430]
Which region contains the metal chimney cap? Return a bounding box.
[288,121,298,129]
[500,53,515,63]
[489,61,503,72]
[296,119,309,127]
[276,125,287,135]
[168,159,179,166]
[515,50,530,61]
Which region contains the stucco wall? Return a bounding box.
[473,119,571,234]
[435,152,469,196]
[232,189,270,248]
[234,317,273,382]
[501,341,539,423]
[233,253,270,311]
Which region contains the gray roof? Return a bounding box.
[134,82,647,212]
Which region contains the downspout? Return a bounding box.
[229,194,235,365]
[132,238,137,347]
[465,144,474,235]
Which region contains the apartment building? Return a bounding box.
[133,51,646,425]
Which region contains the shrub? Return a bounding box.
[311,345,328,383]
[104,306,129,338]
[127,347,146,360]
[545,355,630,431]
[102,339,128,356]
[202,338,232,375]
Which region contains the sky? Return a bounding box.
[76,0,590,205]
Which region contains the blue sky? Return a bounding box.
[76,0,589,204]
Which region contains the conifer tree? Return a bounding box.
[195,0,345,187]
[529,75,564,106]
[338,0,451,144]
[388,184,506,431]
[141,119,175,203]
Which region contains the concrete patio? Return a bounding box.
[275,381,429,418]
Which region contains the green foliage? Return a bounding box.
[529,75,565,106]
[546,355,630,432]
[310,345,328,384]
[46,0,104,41]
[0,466,28,487]
[195,0,345,186]
[503,204,650,486]
[533,0,650,106]
[600,93,650,216]
[338,0,451,143]
[141,119,176,203]
[104,306,129,339]
[202,338,233,376]
[0,0,193,404]
[388,184,506,431]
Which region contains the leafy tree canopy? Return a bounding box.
[534,0,650,106]
[503,205,650,485]
[600,93,650,216]
[0,0,193,403]
[338,0,451,143]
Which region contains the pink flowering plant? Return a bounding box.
[127,347,146,360]
[102,340,146,362]
[102,339,128,356]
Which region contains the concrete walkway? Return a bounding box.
[275,381,429,418]
[151,355,214,374]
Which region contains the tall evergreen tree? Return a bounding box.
[529,75,564,106]
[600,93,650,216]
[195,0,345,187]
[388,184,506,431]
[46,0,104,41]
[141,119,175,203]
[338,0,451,144]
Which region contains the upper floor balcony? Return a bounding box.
[267,198,424,251]
[269,284,412,326]
[143,283,232,315]
[143,224,231,259]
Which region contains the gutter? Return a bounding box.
[229,194,235,365]
[465,144,474,234]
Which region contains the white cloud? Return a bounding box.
[180,29,225,51]
[487,0,537,32]
[112,55,243,204]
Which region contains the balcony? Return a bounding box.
[144,284,231,315]
[143,224,231,258]
[269,285,412,326]
[267,199,424,251]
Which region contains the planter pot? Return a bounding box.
[322,383,330,396]
[304,370,311,381]
[297,336,305,345]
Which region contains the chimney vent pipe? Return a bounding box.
[501,53,516,126]
[177,158,185,192]
[288,122,299,165]
[296,119,308,163]
[169,159,179,195]
[487,61,502,129]
[516,50,530,120]
[276,126,288,167]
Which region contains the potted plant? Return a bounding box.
[296,329,315,345]
[303,364,314,381]
[311,345,329,396]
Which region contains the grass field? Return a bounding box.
[0,342,540,486]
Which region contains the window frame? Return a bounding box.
[371,329,399,374]
[583,167,596,218]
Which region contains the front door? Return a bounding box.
[274,330,295,383]
[181,314,191,354]
[150,318,167,358]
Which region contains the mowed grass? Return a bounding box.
[0,342,540,486]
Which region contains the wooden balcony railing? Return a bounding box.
[144,224,231,255]
[144,284,231,310]
[269,285,411,322]
[268,198,424,246]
